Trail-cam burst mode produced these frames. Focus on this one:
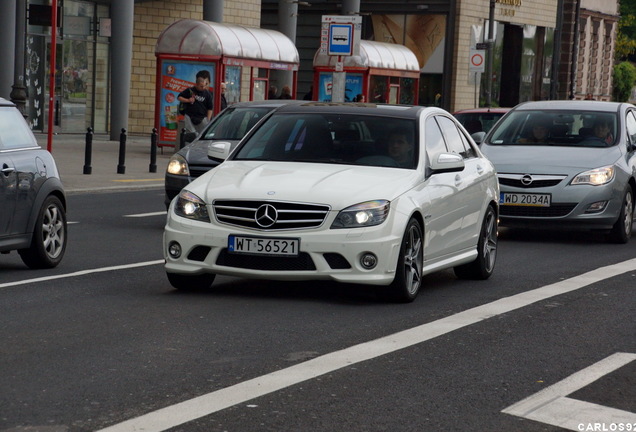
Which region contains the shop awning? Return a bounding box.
[313,40,420,71]
[155,19,299,65]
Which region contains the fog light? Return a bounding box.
[360,253,378,269]
[585,201,608,213]
[168,241,182,258]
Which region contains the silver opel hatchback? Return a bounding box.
[480,100,636,243]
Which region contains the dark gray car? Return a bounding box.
[481,100,636,243]
[164,100,303,207]
[0,98,67,268]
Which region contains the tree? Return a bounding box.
[613,62,636,101]
[616,0,636,61]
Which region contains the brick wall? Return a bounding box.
[127,1,260,135]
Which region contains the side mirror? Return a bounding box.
[471,131,486,144]
[184,132,197,143]
[430,152,465,174]
[208,141,232,161]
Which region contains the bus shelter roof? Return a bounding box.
[313,40,420,72]
[155,19,299,65]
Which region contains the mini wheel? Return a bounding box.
[19,195,67,269]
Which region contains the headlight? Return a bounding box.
[174,190,210,222]
[331,200,390,229]
[167,154,189,176]
[571,166,615,186]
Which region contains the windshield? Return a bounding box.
[201,106,273,141]
[233,113,418,169]
[488,110,617,147]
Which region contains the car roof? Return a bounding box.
[223,100,306,109]
[510,100,627,113]
[273,102,432,119]
[0,97,16,108]
[453,107,511,114]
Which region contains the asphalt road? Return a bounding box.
[0,190,634,432]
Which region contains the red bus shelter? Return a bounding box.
[313,40,419,105]
[154,19,299,147]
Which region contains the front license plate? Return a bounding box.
[500,192,551,207]
[228,235,300,256]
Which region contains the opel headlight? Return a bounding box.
[167,154,189,176]
[331,200,390,228]
[175,190,210,222]
[571,166,615,186]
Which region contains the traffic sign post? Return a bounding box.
[321,15,361,102]
[469,49,486,108]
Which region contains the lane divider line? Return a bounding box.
[96,257,636,432]
[0,260,164,289]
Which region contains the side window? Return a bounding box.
[437,116,472,159]
[0,107,36,150]
[625,111,636,145]
[424,116,448,164]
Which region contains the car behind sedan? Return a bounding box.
[164,103,499,302]
[480,100,636,243]
[164,100,303,207]
[0,98,67,268]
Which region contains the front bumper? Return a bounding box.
[498,182,624,231]
[163,207,406,286]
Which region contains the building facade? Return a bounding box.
[0,0,620,137]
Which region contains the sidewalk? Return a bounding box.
[35,132,175,194]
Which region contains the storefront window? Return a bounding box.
[519,25,537,103]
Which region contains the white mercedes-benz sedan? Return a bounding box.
[164,103,500,302]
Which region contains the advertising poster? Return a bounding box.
[158,61,215,144]
[318,73,363,102]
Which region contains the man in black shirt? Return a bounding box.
[178,70,214,134]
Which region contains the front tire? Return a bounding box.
[454,205,497,280]
[19,195,67,269]
[608,186,633,244]
[167,272,216,291]
[387,218,423,303]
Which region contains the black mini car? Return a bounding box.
[0,98,67,268]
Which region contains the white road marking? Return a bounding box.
[96,257,636,432]
[0,260,164,289]
[124,211,167,218]
[503,352,636,430]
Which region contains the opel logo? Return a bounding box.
[521,174,534,186]
[255,204,278,228]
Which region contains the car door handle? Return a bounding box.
[455,174,462,187]
[1,165,15,176]
[476,165,484,175]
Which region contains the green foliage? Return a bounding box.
[617,0,636,61]
[613,62,636,101]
